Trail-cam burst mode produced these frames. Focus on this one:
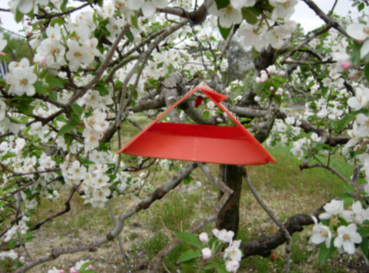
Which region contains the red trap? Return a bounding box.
[117,82,276,166]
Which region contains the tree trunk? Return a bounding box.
[216,164,243,236]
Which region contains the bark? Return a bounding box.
[216,164,243,236]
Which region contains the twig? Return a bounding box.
[29,187,76,231]
[116,20,187,128]
[351,165,362,186]
[35,3,89,19]
[280,24,332,65]
[160,217,173,241]
[299,161,351,185]
[283,60,336,65]
[327,0,338,16]
[218,24,237,60]
[23,244,33,261]
[9,168,60,178]
[108,201,131,273]
[244,169,292,273]
[302,0,351,39]
[163,262,171,273]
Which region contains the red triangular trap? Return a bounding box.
[117,82,277,166]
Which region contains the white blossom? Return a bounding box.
[334,223,362,254]
[209,4,243,29]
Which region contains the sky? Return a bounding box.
[0,0,364,35]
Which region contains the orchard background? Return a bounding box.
[0,0,369,272]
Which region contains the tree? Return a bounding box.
[0,0,369,272]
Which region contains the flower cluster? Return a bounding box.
[309,198,368,257]
[176,229,243,272]
[254,65,290,107]
[82,110,109,151]
[238,20,297,51]
[5,58,37,96]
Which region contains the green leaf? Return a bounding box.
[202,111,209,120]
[364,63,369,83]
[218,18,232,40]
[352,43,362,64]
[71,112,80,125]
[338,193,354,206]
[126,29,134,42]
[319,242,336,265]
[242,7,258,25]
[57,124,76,136]
[214,0,230,10]
[358,2,365,11]
[61,0,68,11]
[247,7,261,16]
[360,237,368,258]
[357,227,369,238]
[335,108,369,131]
[1,153,16,161]
[71,103,83,116]
[78,261,92,272]
[96,85,109,96]
[204,264,215,270]
[314,143,330,151]
[34,81,43,95]
[51,18,65,26]
[208,236,218,249]
[274,95,282,106]
[131,11,139,29]
[79,159,95,165]
[13,101,34,115]
[317,73,327,79]
[343,183,355,193]
[45,76,64,89]
[321,86,328,96]
[15,8,24,23]
[49,91,57,101]
[176,250,201,263]
[212,261,228,273]
[183,175,193,185]
[175,232,202,248]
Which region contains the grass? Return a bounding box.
[20,115,367,273]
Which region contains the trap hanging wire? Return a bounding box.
[117,82,276,166]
